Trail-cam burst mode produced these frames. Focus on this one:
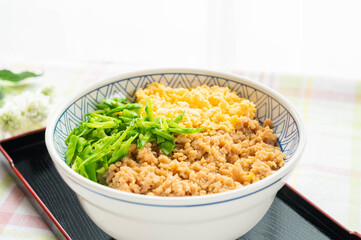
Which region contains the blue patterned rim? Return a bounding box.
[46,69,306,205]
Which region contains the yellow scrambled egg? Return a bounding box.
[136,83,256,133]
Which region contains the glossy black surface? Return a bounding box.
[1,130,359,240]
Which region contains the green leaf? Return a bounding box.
[0,69,42,82]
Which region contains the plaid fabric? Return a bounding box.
[0,55,360,238]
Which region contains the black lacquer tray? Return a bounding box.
[1,129,360,240]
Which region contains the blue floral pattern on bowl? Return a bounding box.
[53,72,299,162]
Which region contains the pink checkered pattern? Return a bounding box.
[1,55,360,238]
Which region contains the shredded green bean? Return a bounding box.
[64,98,203,183]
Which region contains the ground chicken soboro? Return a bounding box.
[104,83,285,196]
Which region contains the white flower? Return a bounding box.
[16,91,51,123]
[0,89,54,138]
[0,105,23,135]
[41,85,55,103]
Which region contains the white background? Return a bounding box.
[1,0,361,79]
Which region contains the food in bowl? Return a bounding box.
[47,69,306,240]
[65,83,285,196]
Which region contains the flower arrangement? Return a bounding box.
[0,69,54,139]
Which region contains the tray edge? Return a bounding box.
[0,129,70,240]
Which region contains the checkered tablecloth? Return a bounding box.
[0,56,360,239]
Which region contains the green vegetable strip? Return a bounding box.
[86,112,114,121]
[167,121,205,134]
[96,161,108,175]
[64,98,204,183]
[78,137,113,168]
[160,141,175,155]
[85,162,98,182]
[138,131,153,148]
[173,111,185,124]
[113,126,133,147]
[108,134,138,164]
[105,104,143,115]
[157,135,165,144]
[151,128,175,141]
[86,121,117,129]
[122,109,138,118]
[143,122,160,128]
[65,128,76,144]
[118,116,133,123]
[145,99,154,121]
[65,135,78,165]
[167,127,205,134]
[76,137,87,152]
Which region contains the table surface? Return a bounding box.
[0,55,360,239]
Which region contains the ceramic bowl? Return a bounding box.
[45,69,306,240]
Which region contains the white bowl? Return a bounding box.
[45,69,306,240]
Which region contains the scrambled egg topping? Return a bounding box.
[136,83,256,133]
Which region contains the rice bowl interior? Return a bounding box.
[45,69,306,240]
